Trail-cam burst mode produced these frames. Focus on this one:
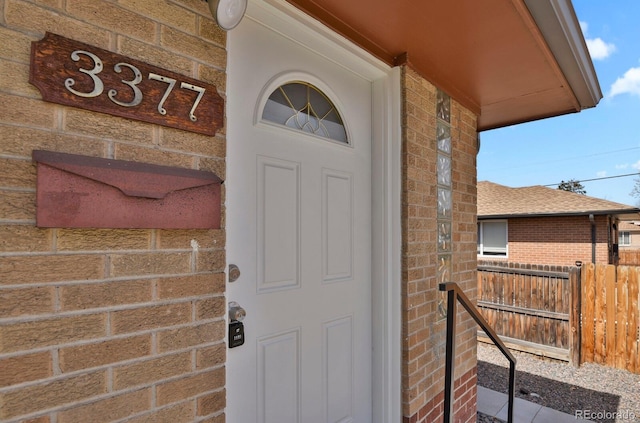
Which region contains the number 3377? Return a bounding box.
[65,50,206,122]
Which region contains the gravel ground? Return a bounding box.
[477,343,640,422]
[477,412,505,423]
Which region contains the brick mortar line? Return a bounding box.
[107,367,114,393]
[0,272,224,289]
[0,120,124,142]
[150,376,158,409]
[0,53,30,68]
[0,329,225,363]
[0,125,226,163]
[0,186,36,193]
[0,344,226,393]
[109,400,196,423]
[0,385,154,423]
[150,385,225,413]
[0,247,225,257]
[52,348,61,376]
[0,301,224,324]
[108,388,227,423]
[197,410,226,422]
[0,154,34,161]
[0,219,36,225]
[55,102,64,132]
[87,136,228,159]
[189,397,226,423]
[34,3,207,45]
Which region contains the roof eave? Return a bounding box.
[479,209,640,220]
[524,0,602,109]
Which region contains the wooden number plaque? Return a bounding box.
[30,32,224,136]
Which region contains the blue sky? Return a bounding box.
[478,0,640,206]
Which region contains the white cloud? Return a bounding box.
[609,67,640,98]
[597,171,607,178]
[580,21,588,34]
[586,38,616,60]
[579,20,616,60]
[632,160,640,170]
[616,163,629,170]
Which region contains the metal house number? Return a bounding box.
[64,50,207,122]
[30,32,224,136]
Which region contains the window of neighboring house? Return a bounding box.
[619,231,631,246]
[478,220,508,256]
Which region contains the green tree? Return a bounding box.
[557,179,586,195]
[630,175,640,206]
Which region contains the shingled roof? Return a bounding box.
[478,181,640,218]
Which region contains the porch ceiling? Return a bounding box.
[285,0,602,131]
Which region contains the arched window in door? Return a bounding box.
[261,81,348,143]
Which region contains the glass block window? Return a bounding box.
[437,89,451,123]
[437,254,452,316]
[262,81,348,143]
[437,154,451,186]
[437,121,451,154]
[436,89,452,320]
[437,187,452,219]
[438,222,451,253]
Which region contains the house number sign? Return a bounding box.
[30,32,224,136]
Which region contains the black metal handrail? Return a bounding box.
[438,282,516,423]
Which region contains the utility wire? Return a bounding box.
[543,172,640,187]
[485,146,640,170]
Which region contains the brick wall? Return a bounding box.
[401,66,478,423]
[0,1,227,422]
[501,215,610,266]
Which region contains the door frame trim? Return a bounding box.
[236,1,402,421]
[371,67,402,423]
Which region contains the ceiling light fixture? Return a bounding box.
[207,0,247,31]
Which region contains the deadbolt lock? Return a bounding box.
[228,264,241,282]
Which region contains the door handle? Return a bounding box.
[228,301,246,322]
[228,301,246,348]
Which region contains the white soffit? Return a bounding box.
[524,0,602,109]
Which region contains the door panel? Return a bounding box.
[324,315,354,423]
[257,329,300,423]
[257,156,301,292]
[227,12,372,423]
[322,169,353,283]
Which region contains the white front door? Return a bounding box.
[226,6,375,423]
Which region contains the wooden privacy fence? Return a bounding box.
[580,263,640,373]
[477,261,640,374]
[477,262,580,363]
[618,250,640,266]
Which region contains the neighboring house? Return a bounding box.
[0,2,600,423]
[618,220,640,250]
[616,220,640,265]
[478,181,640,266]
